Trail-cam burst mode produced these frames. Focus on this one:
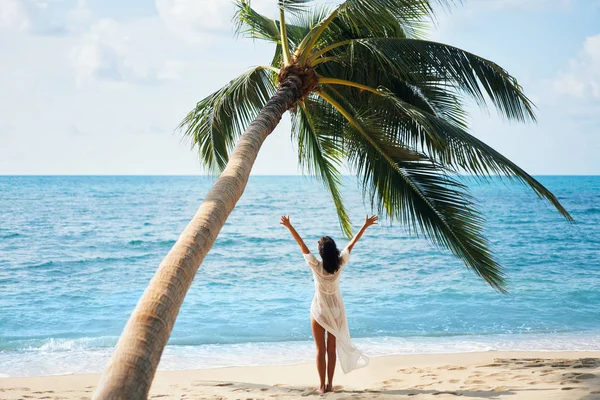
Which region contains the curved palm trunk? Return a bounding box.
[93,75,303,400]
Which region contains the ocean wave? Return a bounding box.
[26,254,155,269]
[127,239,176,247]
[582,207,600,214]
[1,332,600,378]
[0,336,118,352]
[1,329,595,353]
[1,232,23,239]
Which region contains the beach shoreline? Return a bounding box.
[2,351,600,399]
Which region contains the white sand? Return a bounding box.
[2,351,600,399]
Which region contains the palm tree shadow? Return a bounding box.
[302,387,529,398]
[578,380,600,400]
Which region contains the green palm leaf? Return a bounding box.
[179,66,277,173]
[278,0,312,13]
[234,1,281,44]
[376,89,572,220]
[318,87,505,291]
[319,38,535,122]
[314,77,572,221]
[291,96,353,238]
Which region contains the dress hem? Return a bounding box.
[310,311,369,375]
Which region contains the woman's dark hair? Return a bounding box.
[318,236,341,274]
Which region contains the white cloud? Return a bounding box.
[67,0,93,32]
[155,0,230,41]
[554,34,600,98]
[154,0,281,42]
[157,60,187,81]
[70,40,122,84]
[69,19,124,84]
[0,0,31,32]
[0,0,95,34]
[69,18,187,85]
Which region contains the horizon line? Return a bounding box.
[1,174,599,177]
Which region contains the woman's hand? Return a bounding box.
[280,215,309,254]
[364,215,378,228]
[346,215,378,253]
[280,215,292,228]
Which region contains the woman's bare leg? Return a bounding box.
[326,332,336,392]
[311,317,326,393]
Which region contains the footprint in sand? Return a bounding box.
[448,379,460,383]
[461,385,490,391]
[564,372,596,380]
[483,372,504,377]
[301,388,317,396]
[191,381,233,387]
[464,379,485,385]
[382,379,402,384]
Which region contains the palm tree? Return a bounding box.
[93,0,572,398]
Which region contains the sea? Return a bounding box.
[0,175,599,378]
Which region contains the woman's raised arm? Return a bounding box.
[280,215,310,254]
[346,215,378,253]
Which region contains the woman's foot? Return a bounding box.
[325,384,333,393]
[317,385,327,394]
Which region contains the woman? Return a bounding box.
[280,214,378,393]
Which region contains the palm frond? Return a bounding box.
[278,0,312,13]
[233,0,316,59]
[287,5,334,31]
[325,38,535,122]
[179,66,277,173]
[234,1,281,43]
[376,89,573,220]
[318,87,506,291]
[335,0,437,40]
[291,97,353,238]
[295,0,442,63]
[316,77,571,221]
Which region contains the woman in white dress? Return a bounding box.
[281,214,378,393]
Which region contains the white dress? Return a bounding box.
[303,247,369,374]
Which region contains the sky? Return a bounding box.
[0,0,599,175]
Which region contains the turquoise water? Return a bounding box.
[0,176,599,377]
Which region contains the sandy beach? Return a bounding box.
[2,351,600,399]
